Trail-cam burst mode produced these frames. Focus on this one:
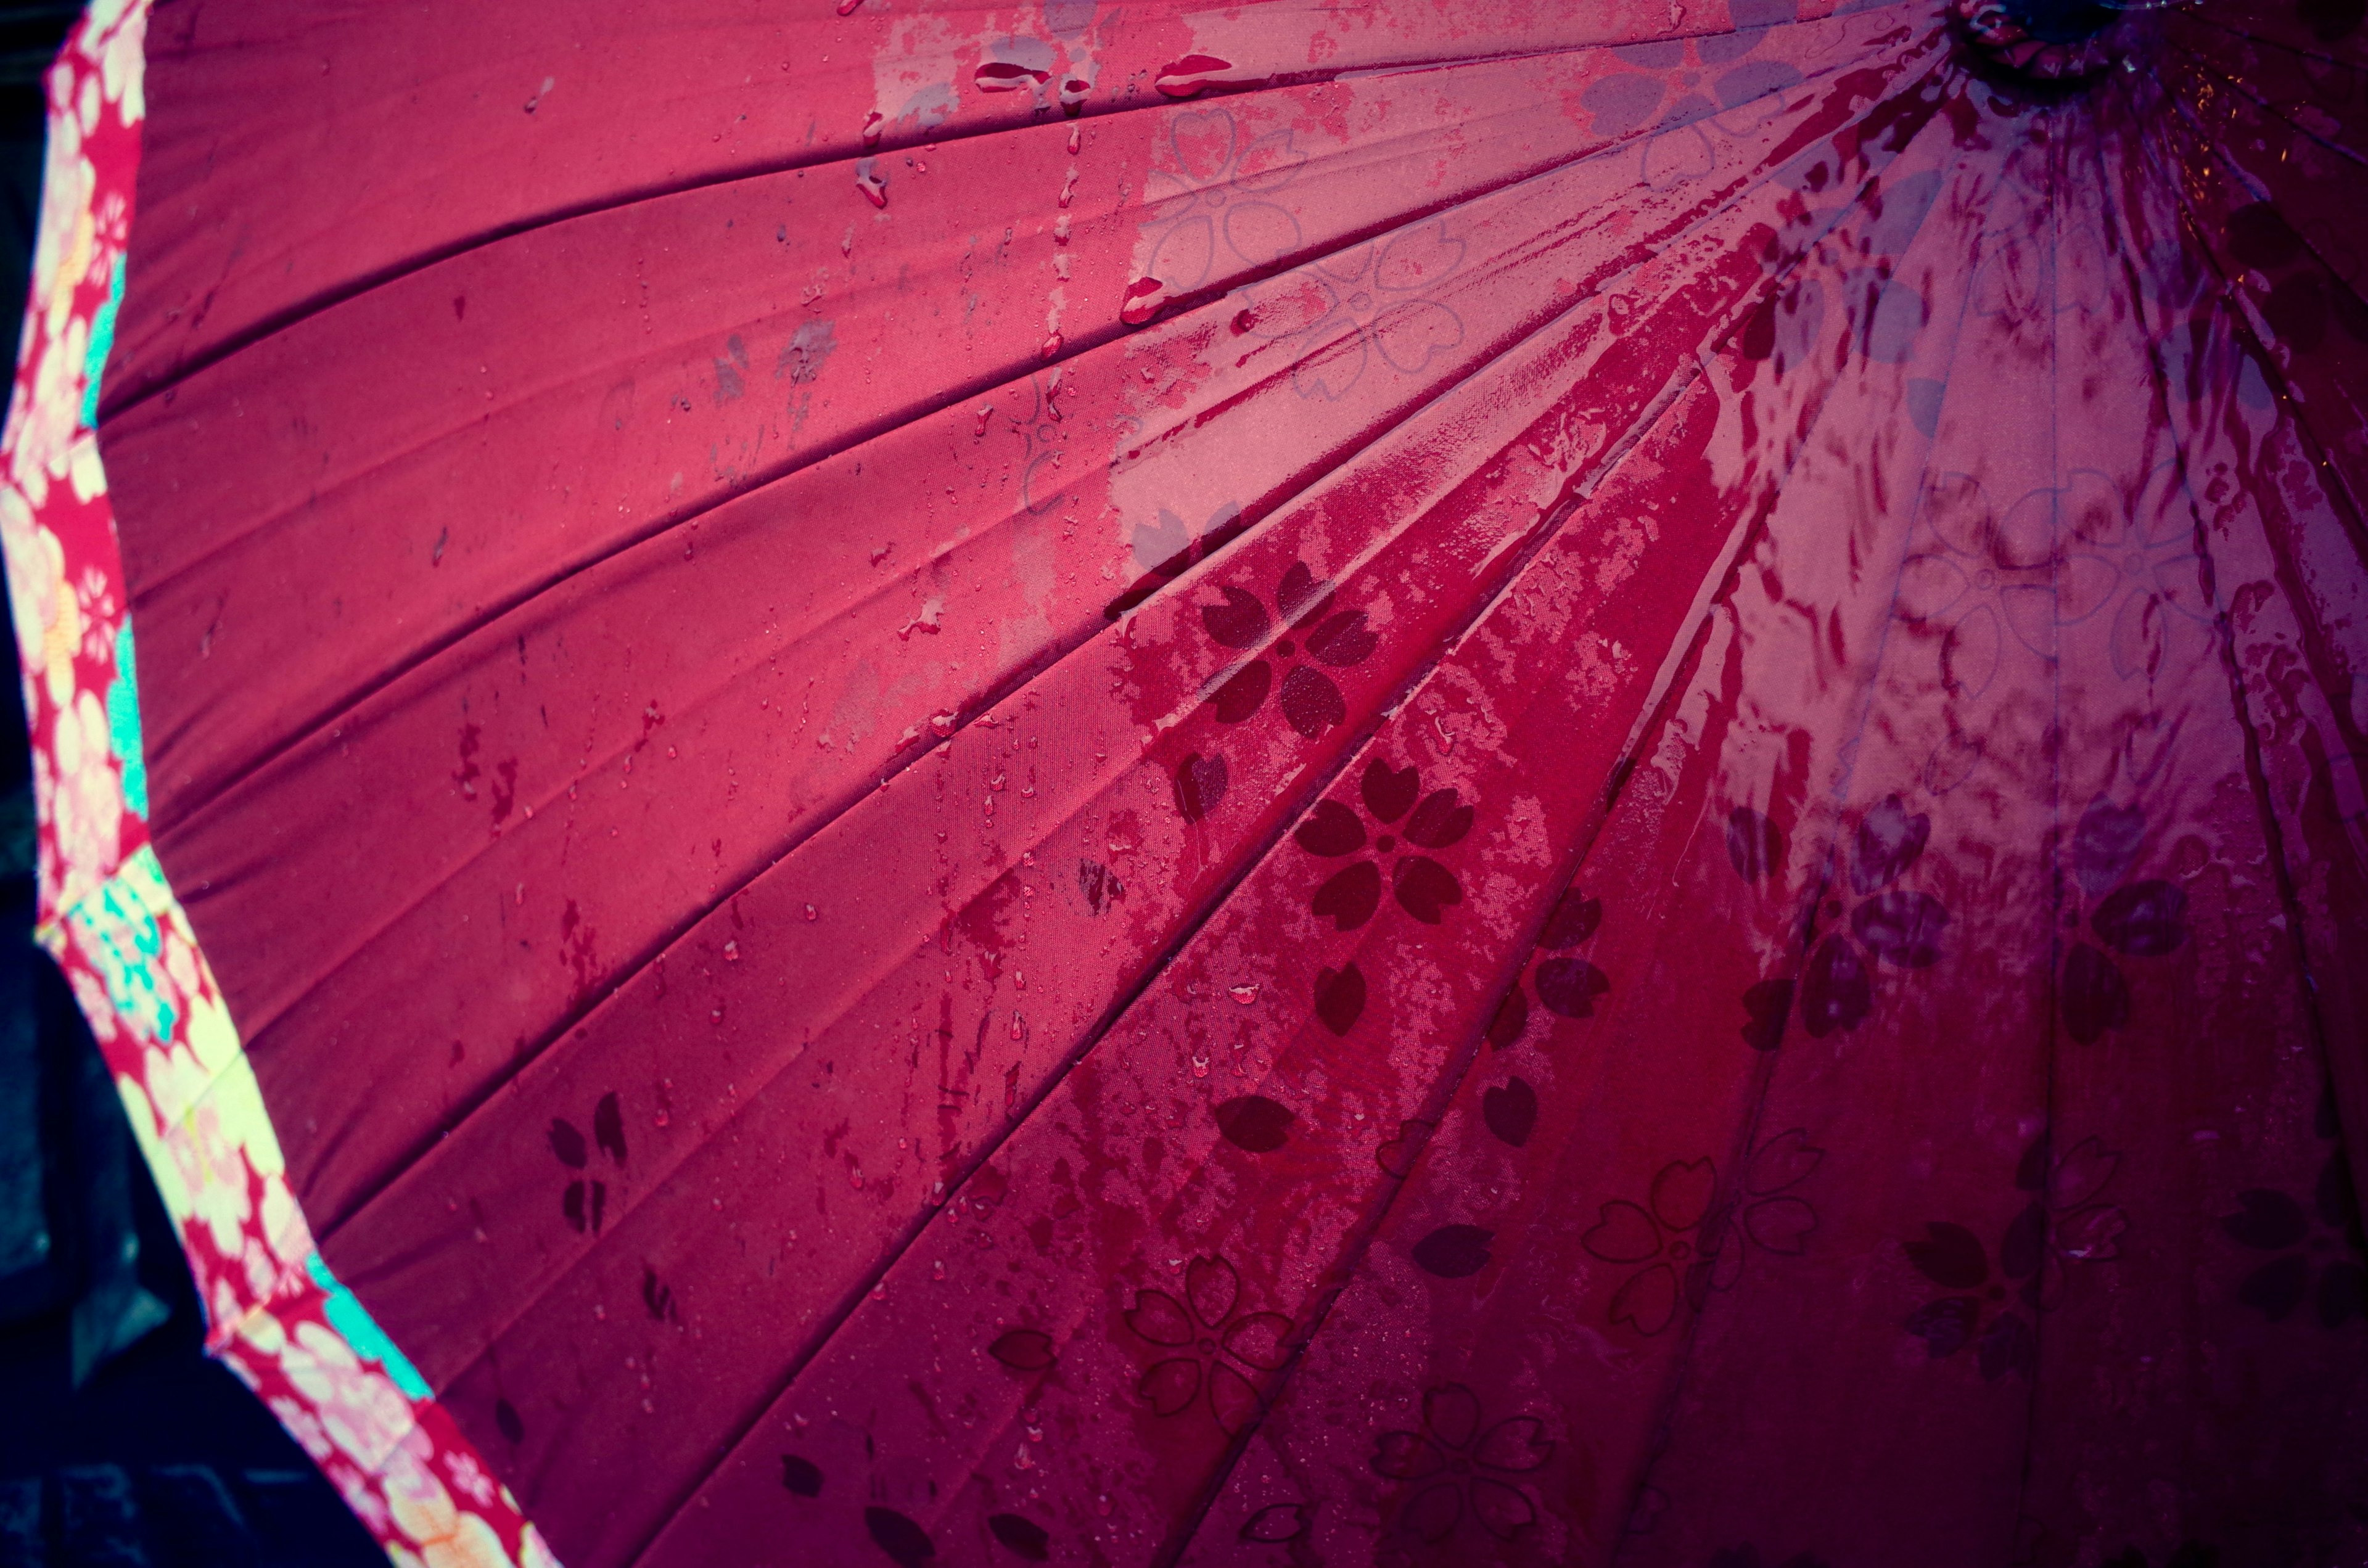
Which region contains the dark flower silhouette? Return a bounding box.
[2223,1091,2366,1328]
[866,1507,934,1568]
[1125,1255,1293,1433]
[1902,1133,2125,1378]
[989,1514,1051,1561]
[1487,885,1610,1048]
[1294,757,1472,929]
[548,1090,627,1234]
[1105,501,1248,622]
[1370,1384,1553,1542]
[1314,961,1368,1035]
[1202,560,1378,738]
[2060,797,2190,1043]
[1795,794,1951,1036]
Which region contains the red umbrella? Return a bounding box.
[7,0,2368,1562]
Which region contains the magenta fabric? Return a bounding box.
[91,0,2368,1562]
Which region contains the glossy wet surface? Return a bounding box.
[95,0,2368,1562]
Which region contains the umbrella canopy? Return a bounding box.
[6,0,2368,1562]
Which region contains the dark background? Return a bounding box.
[0,5,383,1562]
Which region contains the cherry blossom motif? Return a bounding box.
[547,1091,627,1234]
[1238,1503,1312,1543]
[1369,1384,1555,1543]
[1902,1133,2126,1378]
[270,1318,419,1471]
[1202,560,1378,739]
[1794,794,1951,1037]
[988,1513,1052,1561]
[1230,221,1466,401]
[1125,1255,1293,1433]
[1105,500,1246,621]
[1138,109,1309,298]
[1486,885,1611,1048]
[2060,797,2190,1044]
[384,1439,513,1568]
[1583,1138,1821,1335]
[2222,1092,2366,1328]
[1582,1157,1718,1336]
[1294,757,1473,930]
[1684,1130,1823,1310]
[2077,462,2213,680]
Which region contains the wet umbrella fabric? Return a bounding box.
[15,0,2368,1561]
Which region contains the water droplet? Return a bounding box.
[1154,54,1233,98]
[1228,983,1259,1005]
[804,903,820,921]
[835,0,862,14]
[724,940,741,963]
[1066,123,1083,154]
[1121,276,1168,327]
[1011,1011,1026,1040]
[1040,332,1063,360]
[710,1006,725,1024]
[860,110,883,146]
[974,60,1050,92]
[855,159,888,208]
[1190,1054,1211,1077]
[974,403,996,435]
[1053,214,1071,245]
[933,1258,947,1281]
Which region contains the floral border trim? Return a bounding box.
[0,5,555,1565]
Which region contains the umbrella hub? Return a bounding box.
[1951,0,2144,86]
[2000,0,2116,41]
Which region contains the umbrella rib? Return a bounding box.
[92,29,1714,428]
[2127,84,2368,1223]
[127,37,1859,842]
[589,361,1646,1568]
[606,67,1952,1556]
[1150,68,1976,1562]
[2171,6,2368,73]
[2150,64,2368,544]
[2009,97,2080,1549]
[300,101,1849,1250]
[1585,88,2005,1551]
[2161,36,2368,197]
